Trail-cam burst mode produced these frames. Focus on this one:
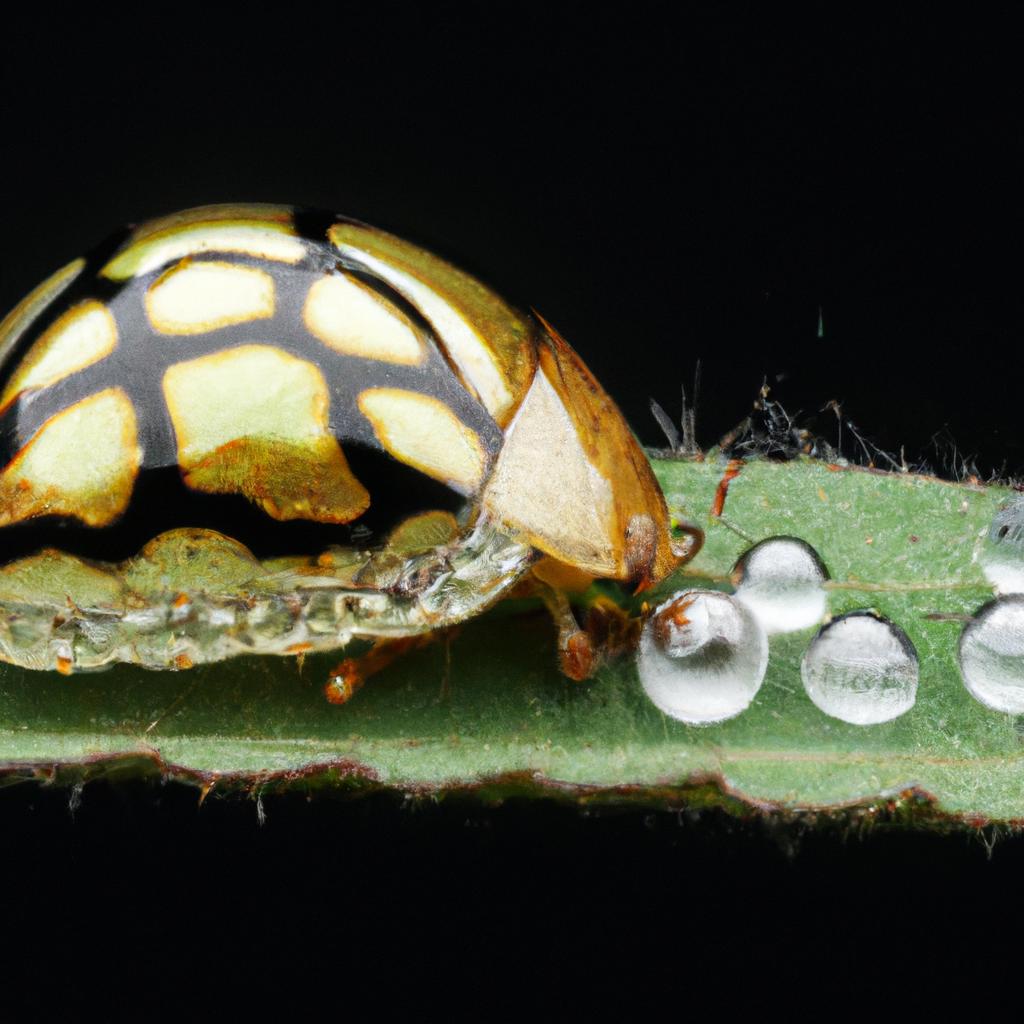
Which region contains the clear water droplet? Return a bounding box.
[977,497,1024,594]
[637,589,768,725]
[733,536,828,634]
[958,595,1024,713]
[801,611,919,725]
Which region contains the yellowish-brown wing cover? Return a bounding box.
[482,316,677,587]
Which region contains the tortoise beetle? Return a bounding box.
[0,204,701,699]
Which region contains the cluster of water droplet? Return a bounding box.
[636,503,1024,726]
[962,496,1024,713]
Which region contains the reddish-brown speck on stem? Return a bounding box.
[711,460,744,518]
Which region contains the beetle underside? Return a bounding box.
[0,518,534,674]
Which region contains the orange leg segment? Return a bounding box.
[325,634,436,705]
[532,573,638,681]
[324,569,641,701]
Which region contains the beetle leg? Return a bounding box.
[529,572,644,681]
[535,582,596,681]
[582,594,641,660]
[324,634,436,705]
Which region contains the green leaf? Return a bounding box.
[0,455,1020,824]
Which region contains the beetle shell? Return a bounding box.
[0,205,679,672]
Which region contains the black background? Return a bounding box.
[1,7,1021,1009]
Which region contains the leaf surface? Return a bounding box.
[1,456,1019,823]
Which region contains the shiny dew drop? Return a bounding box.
[800,611,919,725]
[977,496,1024,595]
[637,589,768,725]
[733,536,829,635]
[958,595,1024,714]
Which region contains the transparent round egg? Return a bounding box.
[958,595,1024,714]
[733,536,829,635]
[637,589,768,725]
[977,497,1024,594]
[800,611,919,725]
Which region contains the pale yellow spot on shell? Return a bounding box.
[1,301,118,408]
[0,388,140,527]
[358,387,486,493]
[164,345,331,454]
[146,260,276,335]
[103,220,304,280]
[0,258,85,366]
[163,345,368,523]
[330,228,518,421]
[303,273,425,365]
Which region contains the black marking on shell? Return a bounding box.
[0,216,511,561]
[0,226,128,397]
[0,447,467,563]
[0,249,504,466]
